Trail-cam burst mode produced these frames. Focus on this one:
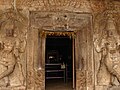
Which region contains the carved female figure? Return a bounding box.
[94,16,120,86]
[0,20,26,87]
[0,37,16,86]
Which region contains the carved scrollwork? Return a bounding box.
[77,71,86,88]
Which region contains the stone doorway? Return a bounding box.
[28,12,94,90]
[45,34,75,90]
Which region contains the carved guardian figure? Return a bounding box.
[0,37,16,86]
[94,15,120,86]
[0,19,26,87]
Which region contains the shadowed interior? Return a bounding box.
[45,35,73,90]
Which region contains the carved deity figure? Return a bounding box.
[94,16,120,86]
[0,37,16,86]
[0,20,26,87]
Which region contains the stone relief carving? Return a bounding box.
[76,71,86,90]
[0,9,27,88]
[94,14,120,86]
[87,71,93,86]
[30,12,90,31]
[30,11,92,90]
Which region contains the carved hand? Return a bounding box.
[0,60,8,66]
[118,45,120,53]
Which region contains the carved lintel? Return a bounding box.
[30,12,91,30]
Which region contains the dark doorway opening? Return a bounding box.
[45,35,74,90]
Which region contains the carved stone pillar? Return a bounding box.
[75,19,94,90]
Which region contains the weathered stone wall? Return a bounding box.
[0,0,119,90]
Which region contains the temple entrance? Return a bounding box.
[29,12,93,90]
[45,35,75,90]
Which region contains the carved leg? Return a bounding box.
[4,76,10,87]
[110,74,115,86]
[0,65,15,80]
[114,73,120,84]
[113,65,120,84]
[17,62,25,85]
[97,61,111,85]
[17,57,25,86]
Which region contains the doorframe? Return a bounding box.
[43,31,76,89]
[28,12,94,90]
[72,37,75,89]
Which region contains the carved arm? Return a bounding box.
[0,61,8,67]
[94,39,102,53]
[116,38,120,52]
[0,41,3,50]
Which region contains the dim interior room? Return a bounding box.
[45,34,75,90]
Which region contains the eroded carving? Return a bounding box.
[0,9,27,88]
[94,14,120,86]
[30,12,90,31]
[76,71,86,89]
[0,37,16,87]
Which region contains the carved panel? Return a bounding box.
[76,71,86,90]
[94,1,120,88]
[0,9,27,90]
[30,12,90,31]
[75,19,93,90]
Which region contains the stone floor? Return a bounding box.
[45,79,74,90]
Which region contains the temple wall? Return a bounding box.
[0,0,120,90]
